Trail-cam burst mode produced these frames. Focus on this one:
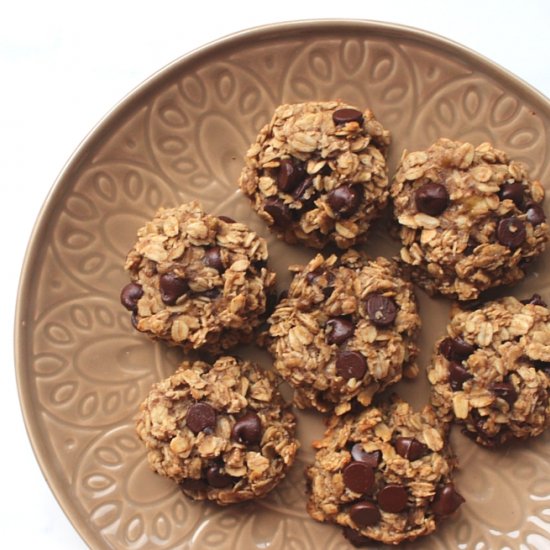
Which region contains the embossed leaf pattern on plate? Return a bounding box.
[16,21,550,550]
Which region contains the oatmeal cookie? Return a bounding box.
[120,202,276,352]
[239,101,391,249]
[391,139,548,300]
[306,399,464,546]
[267,250,420,414]
[136,356,298,505]
[427,295,550,446]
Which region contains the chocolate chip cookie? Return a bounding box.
[428,295,550,446]
[239,101,391,249]
[306,399,464,546]
[121,201,276,352]
[391,139,548,300]
[136,356,298,505]
[267,250,420,414]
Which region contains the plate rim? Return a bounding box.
[14,18,550,549]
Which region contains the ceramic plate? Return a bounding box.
[16,20,550,549]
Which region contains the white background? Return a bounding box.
[1,1,548,548]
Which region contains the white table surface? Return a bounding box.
[2,1,548,548]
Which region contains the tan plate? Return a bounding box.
[16,20,550,549]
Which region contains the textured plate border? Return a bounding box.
[15,19,550,549]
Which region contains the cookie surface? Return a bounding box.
[306,399,464,546]
[267,250,420,414]
[239,101,391,249]
[121,201,276,352]
[135,356,298,505]
[428,295,550,446]
[391,139,548,300]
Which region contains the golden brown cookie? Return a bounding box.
[428,295,550,446]
[267,250,420,414]
[136,356,298,505]
[120,201,276,352]
[239,101,391,249]
[391,139,548,300]
[306,399,464,546]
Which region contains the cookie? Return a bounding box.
[120,201,276,352]
[306,399,464,546]
[427,295,550,446]
[135,356,298,505]
[267,250,420,414]
[391,139,548,300]
[239,101,391,249]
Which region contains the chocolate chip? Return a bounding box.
[231,411,262,444]
[159,273,189,305]
[292,176,314,201]
[326,317,355,345]
[415,182,449,216]
[490,381,518,406]
[377,484,408,513]
[394,437,428,461]
[333,108,364,125]
[130,311,139,329]
[499,182,524,208]
[336,351,367,380]
[439,337,475,361]
[351,444,381,468]
[349,501,381,528]
[448,362,474,391]
[343,462,375,494]
[521,293,547,307]
[342,527,374,548]
[264,198,293,227]
[186,402,216,434]
[327,185,362,218]
[203,246,224,272]
[206,465,234,488]
[432,484,465,516]
[497,217,526,248]
[277,158,306,193]
[218,215,236,224]
[120,282,143,311]
[526,204,546,226]
[366,294,397,327]
[201,288,221,300]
